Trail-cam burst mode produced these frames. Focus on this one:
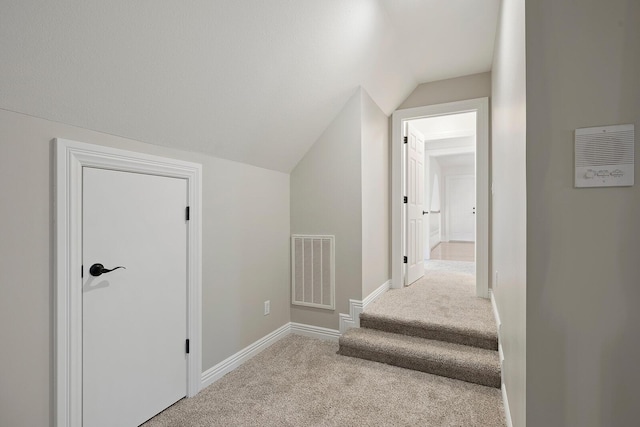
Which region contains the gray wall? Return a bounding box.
[290,88,391,328]
[361,90,391,297]
[0,109,291,427]
[491,0,527,425]
[290,90,363,329]
[398,72,492,110]
[526,0,640,425]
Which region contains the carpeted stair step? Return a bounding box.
[338,327,501,388]
[360,312,498,351]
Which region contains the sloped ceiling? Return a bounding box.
[380,0,500,83]
[0,1,499,172]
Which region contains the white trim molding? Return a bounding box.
[338,280,391,334]
[54,139,203,427]
[392,98,490,298]
[290,322,341,342]
[490,291,504,369]
[490,291,512,427]
[201,323,291,389]
[502,383,514,427]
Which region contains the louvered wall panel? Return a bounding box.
[291,235,335,310]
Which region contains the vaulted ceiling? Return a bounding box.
[0,0,500,172]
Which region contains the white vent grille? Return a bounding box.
[575,124,635,188]
[291,235,335,310]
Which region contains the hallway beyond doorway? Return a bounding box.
[430,242,475,262]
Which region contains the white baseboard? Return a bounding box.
[363,280,391,306]
[290,322,341,342]
[339,280,391,334]
[490,290,501,330]
[491,290,512,427]
[502,383,513,427]
[338,306,362,334]
[200,321,341,390]
[200,322,290,389]
[490,291,505,368]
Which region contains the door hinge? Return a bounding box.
[185,206,190,221]
[403,136,408,144]
[186,339,190,354]
[81,265,83,278]
[403,256,408,264]
[403,196,408,203]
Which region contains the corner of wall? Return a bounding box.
[359,89,391,299]
[289,89,364,330]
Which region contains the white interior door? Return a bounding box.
[83,167,188,427]
[447,174,476,242]
[406,124,425,285]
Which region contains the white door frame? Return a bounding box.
[54,138,203,427]
[392,98,489,297]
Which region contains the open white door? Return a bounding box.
[406,123,425,285]
[83,167,188,427]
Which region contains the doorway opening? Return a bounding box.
[413,112,477,275]
[391,98,489,298]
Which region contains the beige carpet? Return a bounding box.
[144,334,505,426]
[361,269,497,350]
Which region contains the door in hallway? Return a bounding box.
[82,167,188,427]
[406,123,425,285]
[446,174,475,242]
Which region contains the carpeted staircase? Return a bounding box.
[337,268,501,389]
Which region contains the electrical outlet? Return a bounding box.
[264,300,270,316]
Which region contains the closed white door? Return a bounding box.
[447,174,476,242]
[83,167,188,427]
[406,124,425,285]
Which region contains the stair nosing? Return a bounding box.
[359,312,498,351]
[359,312,497,341]
[340,328,499,366]
[338,328,501,388]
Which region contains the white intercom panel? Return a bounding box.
[575,124,635,188]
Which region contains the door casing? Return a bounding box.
[391,98,489,297]
[54,138,202,427]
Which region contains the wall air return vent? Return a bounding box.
[291,235,335,310]
[575,124,634,188]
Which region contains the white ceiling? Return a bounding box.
[0,1,500,172]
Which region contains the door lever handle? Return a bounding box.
[89,263,126,277]
[422,211,429,215]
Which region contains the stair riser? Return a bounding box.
[338,345,501,389]
[360,317,497,351]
